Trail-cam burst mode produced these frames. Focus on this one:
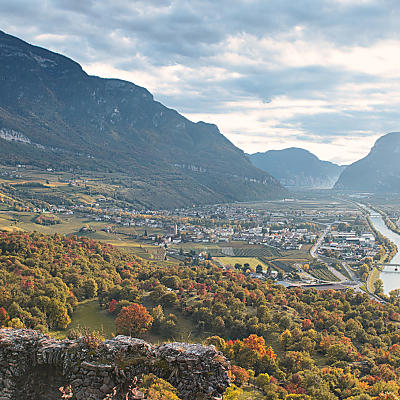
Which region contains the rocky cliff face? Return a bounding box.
[0,329,230,400]
[335,132,400,192]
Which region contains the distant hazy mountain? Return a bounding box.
[0,31,286,208]
[335,132,400,192]
[249,148,344,188]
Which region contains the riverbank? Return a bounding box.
[367,266,382,293]
[362,204,400,295]
[366,215,397,263]
[369,205,400,236]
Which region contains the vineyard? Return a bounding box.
[263,259,294,273]
[232,245,280,258]
[208,248,227,257]
[308,264,340,281]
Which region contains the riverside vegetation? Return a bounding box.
[2,231,400,398]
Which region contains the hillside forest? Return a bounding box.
[1,231,400,399]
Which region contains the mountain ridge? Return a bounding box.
[0,30,286,208]
[248,147,344,189]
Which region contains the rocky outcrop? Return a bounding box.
[0,329,230,400]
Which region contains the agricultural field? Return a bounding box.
[213,257,270,270]
[0,210,168,261]
[332,263,352,280]
[173,240,314,275]
[231,246,280,258]
[308,264,340,282]
[237,198,360,213]
[170,242,226,257]
[170,242,281,259]
[0,212,103,236]
[265,259,296,273]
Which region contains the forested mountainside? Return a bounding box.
[249,148,344,189]
[0,31,286,208]
[2,230,400,398]
[335,132,400,192]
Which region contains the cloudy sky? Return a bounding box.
[2,0,400,164]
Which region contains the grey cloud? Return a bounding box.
[2,0,400,162]
[3,0,396,61]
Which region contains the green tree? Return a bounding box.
[160,292,178,307]
[374,278,384,294]
[83,278,98,299]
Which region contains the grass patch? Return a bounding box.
[51,299,115,339]
[141,296,201,344]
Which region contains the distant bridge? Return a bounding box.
[375,263,400,272]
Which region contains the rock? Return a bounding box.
[0,329,230,400]
[100,384,111,393]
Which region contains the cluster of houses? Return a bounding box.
[262,228,317,250]
[317,231,377,261]
[142,224,317,253]
[0,170,22,179]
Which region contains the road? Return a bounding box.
[341,261,357,280]
[326,265,348,281]
[310,224,331,258]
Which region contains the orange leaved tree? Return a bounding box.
[115,303,153,336]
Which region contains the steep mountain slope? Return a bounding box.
[335,132,400,192]
[248,147,344,188]
[0,31,286,208]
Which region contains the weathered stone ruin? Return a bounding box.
[0,329,230,400]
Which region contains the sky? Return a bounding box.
[2,0,400,164]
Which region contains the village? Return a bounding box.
[0,165,382,285]
[49,200,380,267]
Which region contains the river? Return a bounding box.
[363,206,400,294]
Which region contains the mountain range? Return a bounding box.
[0,31,286,208]
[248,148,345,189]
[335,132,400,192]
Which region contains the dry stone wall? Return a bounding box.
[0,329,230,400]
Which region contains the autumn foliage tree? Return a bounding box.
[108,299,119,315]
[115,303,153,336]
[230,365,250,387]
[0,307,9,326]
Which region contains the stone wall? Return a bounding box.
[0,329,230,400]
